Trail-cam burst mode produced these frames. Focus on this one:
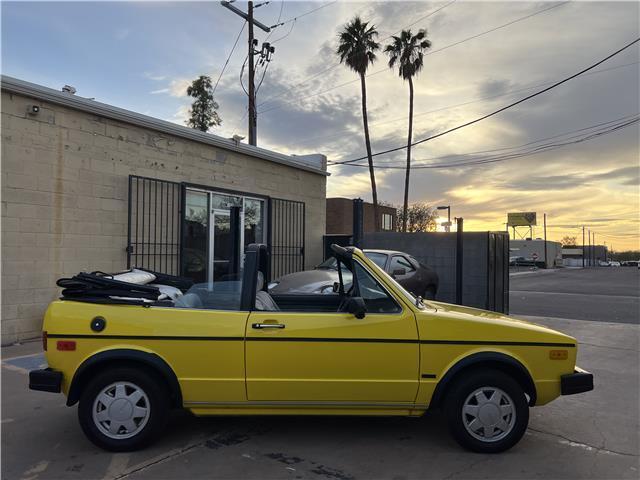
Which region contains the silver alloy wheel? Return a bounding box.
[92,381,150,440]
[462,386,516,443]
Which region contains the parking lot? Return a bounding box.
[510,266,640,323]
[2,268,638,479]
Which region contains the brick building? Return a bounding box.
[325,197,396,234]
[1,76,328,344]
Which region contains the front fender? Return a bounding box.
[429,351,537,408]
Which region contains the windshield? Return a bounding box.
[365,258,432,310]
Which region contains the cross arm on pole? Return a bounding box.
[221,1,271,32]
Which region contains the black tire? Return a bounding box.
[444,369,529,453]
[78,366,169,451]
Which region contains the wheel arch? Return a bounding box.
[66,349,182,408]
[429,351,537,409]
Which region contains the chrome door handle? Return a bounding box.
[252,323,285,329]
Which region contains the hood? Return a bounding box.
[423,301,576,344]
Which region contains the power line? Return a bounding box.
[293,60,638,146]
[335,115,638,170]
[270,1,338,28]
[264,0,285,42]
[331,37,640,165]
[212,21,247,95]
[257,0,458,109]
[258,1,568,113]
[272,18,297,44]
[380,0,457,40]
[369,113,638,165]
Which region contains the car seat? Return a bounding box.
[255,271,280,311]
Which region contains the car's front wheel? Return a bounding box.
[78,367,169,451]
[445,369,529,453]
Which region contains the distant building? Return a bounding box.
[509,239,563,268]
[326,198,396,234]
[562,245,608,267]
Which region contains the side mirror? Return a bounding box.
[346,297,367,319]
[392,268,406,277]
[332,281,340,293]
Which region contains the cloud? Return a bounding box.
[150,78,192,98]
[114,28,130,41]
[145,73,166,81]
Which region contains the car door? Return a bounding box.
[245,260,420,404]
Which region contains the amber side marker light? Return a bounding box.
[549,350,568,360]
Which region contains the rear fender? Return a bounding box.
[66,348,182,407]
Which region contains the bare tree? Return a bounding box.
[396,202,438,232]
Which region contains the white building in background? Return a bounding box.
[510,239,563,268]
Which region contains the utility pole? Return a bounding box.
[582,225,585,268]
[455,217,464,305]
[543,213,547,269]
[221,1,271,146]
[588,229,591,267]
[593,233,596,265]
[248,2,256,145]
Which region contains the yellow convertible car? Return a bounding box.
[29,244,593,453]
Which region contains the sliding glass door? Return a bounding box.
[183,188,265,283]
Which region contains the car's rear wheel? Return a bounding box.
[78,367,169,451]
[445,369,529,453]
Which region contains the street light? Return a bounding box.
[437,205,451,232]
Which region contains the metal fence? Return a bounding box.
[127,175,182,275]
[269,197,305,279]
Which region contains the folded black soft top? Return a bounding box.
[56,269,194,306]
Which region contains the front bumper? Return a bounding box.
[29,368,62,393]
[561,367,594,395]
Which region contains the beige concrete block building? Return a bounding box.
[1,76,328,345]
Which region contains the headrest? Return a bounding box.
[256,271,264,291]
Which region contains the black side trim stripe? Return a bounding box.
[45,334,576,348]
[245,337,416,344]
[421,374,437,379]
[46,334,244,341]
[420,340,576,347]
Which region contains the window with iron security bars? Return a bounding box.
[270,198,305,280]
[127,175,181,275]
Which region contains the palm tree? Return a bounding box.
[384,29,431,232]
[337,17,381,228]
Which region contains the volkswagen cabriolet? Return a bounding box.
[29,244,593,453]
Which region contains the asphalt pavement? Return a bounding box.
[1,267,639,479]
[509,267,640,323]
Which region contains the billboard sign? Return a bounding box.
[507,212,537,226]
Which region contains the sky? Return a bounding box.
[2,1,639,250]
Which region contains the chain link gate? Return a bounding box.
[269,198,305,280]
[127,175,182,275]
